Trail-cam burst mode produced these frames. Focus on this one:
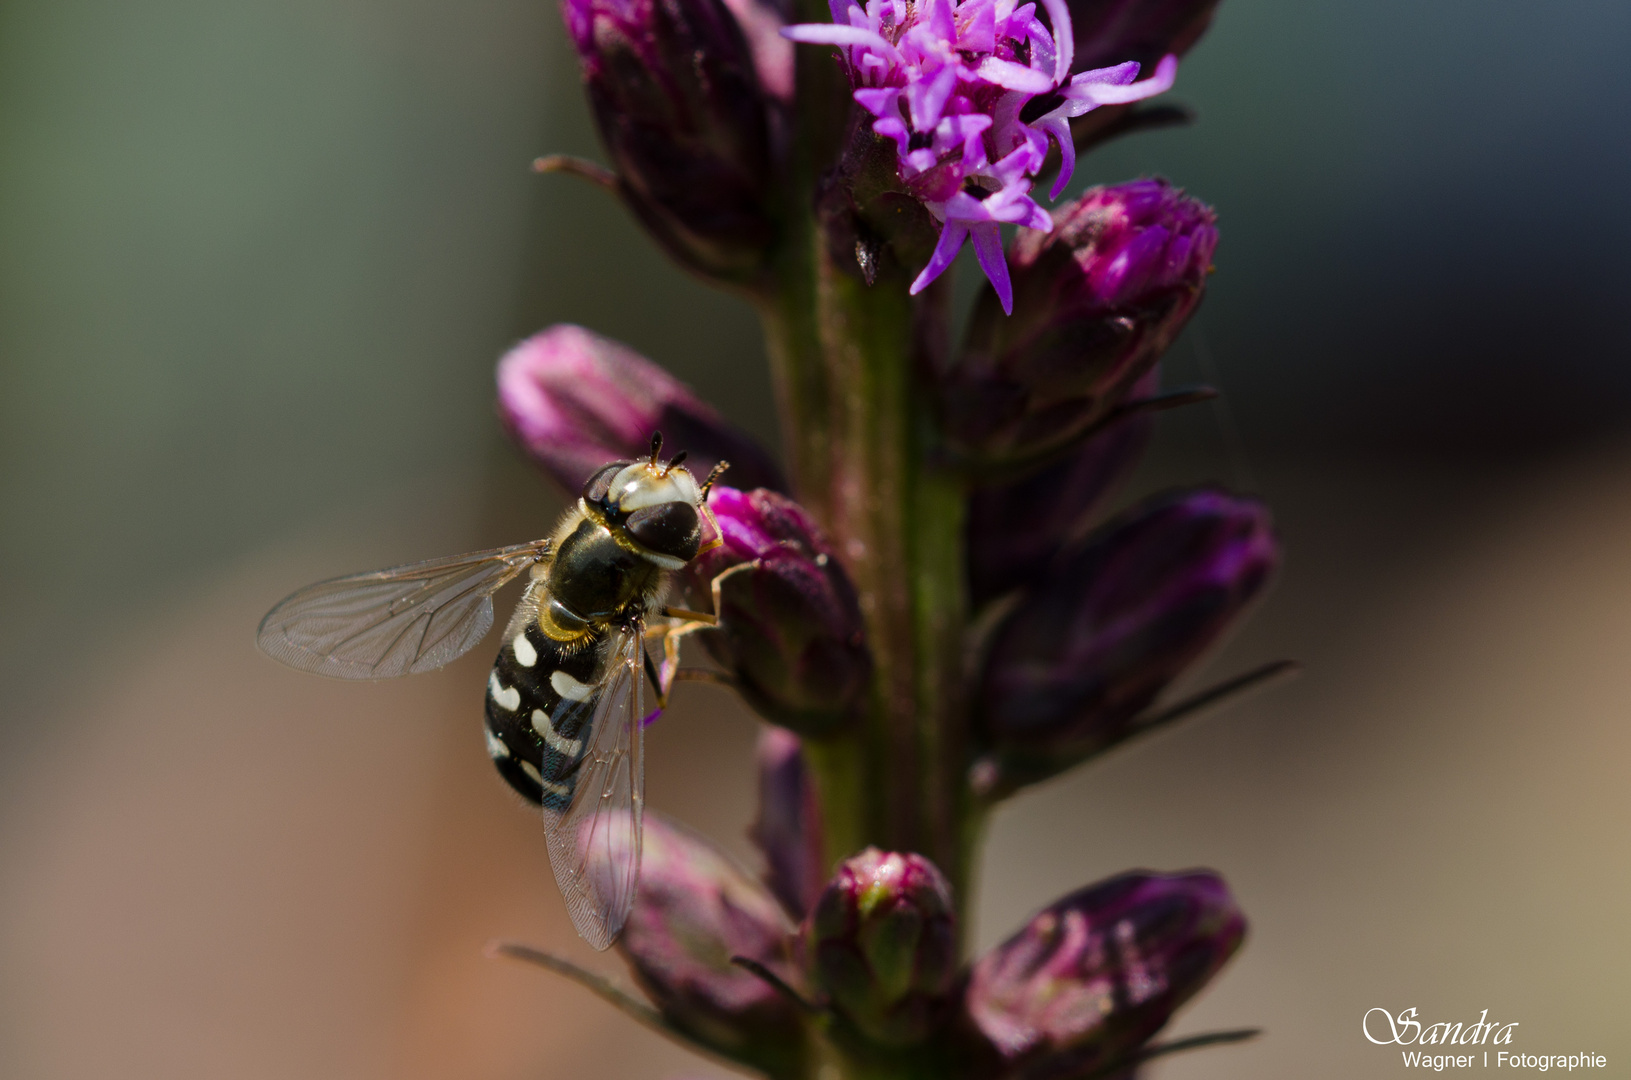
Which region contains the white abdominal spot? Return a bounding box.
[512,633,538,667]
[519,759,543,784]
[551,670,595,702]
[532,708,583,756]
[485,730,509,759]
[488,673,521,712]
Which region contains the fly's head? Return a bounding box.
[584,433,728,570]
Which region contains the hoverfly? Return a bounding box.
[257,434,726,949]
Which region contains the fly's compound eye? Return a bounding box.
[625,501,701,562]
[583,461,633,509]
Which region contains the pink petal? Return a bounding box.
[956,0,996,52]
[873,115,911,155]
[1024,21,1056,78]
[1015,200,1052,231]
[1041,116,1074,198]
[1037,0,1073,82]
[1070,60,1140,87]
[938,190,996,223]
[1077,53,1176,105]
[910,220,969,295]
[991,141,1043,184]
[783,22,899,61]
[906,62,959,130]
[974,56,1054,93]
[855,86,900,117]
[970,222,1013,314]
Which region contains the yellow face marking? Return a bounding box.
[608,462,701,513]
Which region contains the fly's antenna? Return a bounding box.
[700,460,730,497]
[664,450,688,475]
[648,431,664,465]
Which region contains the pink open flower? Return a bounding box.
[784,0,1176,312]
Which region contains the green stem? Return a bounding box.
[759,22,988,1080]
[907,429,973,904]
[816,257,919,859]
[757,178,976,910]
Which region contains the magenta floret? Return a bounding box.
[785,0,1176,311]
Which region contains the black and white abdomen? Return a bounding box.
[483,619,604,812]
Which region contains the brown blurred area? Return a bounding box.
[3,0,1628,1075]
[0,472,761,1080]
[4,446,1630,1078]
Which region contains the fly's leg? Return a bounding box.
[642,618,718,708]
[660,607,716,625]
[644,563,755,708]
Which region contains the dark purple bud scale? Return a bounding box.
[616,813,805,1072]
[978,486,1277,785]
[944,180,1216,464]
[1069,0,1220,76]
[688,486,871,736]
[718,0,794,104]
[967,368,1158,607]
[563,0,779,281]
[751,727,827,919]
[966,870,1245,1079]
[496,324,787,495]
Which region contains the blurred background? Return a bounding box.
[2,0,1628,1076]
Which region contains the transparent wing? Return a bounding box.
[542,626,645,951]
[256,540,550,679]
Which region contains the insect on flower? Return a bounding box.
[257,434,728,949]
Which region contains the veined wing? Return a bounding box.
[257,540,550,679]
[542,626,645,951]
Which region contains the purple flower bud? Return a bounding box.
[977,487,1277,788]
[688,486,871,736]
[943,180,1216,464]
[617,812,804,1072]
[805,849,958,1045]
[750,727,827,918]
[965,871,1245,1079]
[966,368,1156,607]
[563,0,778,281]
[495,324,787,494]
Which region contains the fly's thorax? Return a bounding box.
[545,509,663,625]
